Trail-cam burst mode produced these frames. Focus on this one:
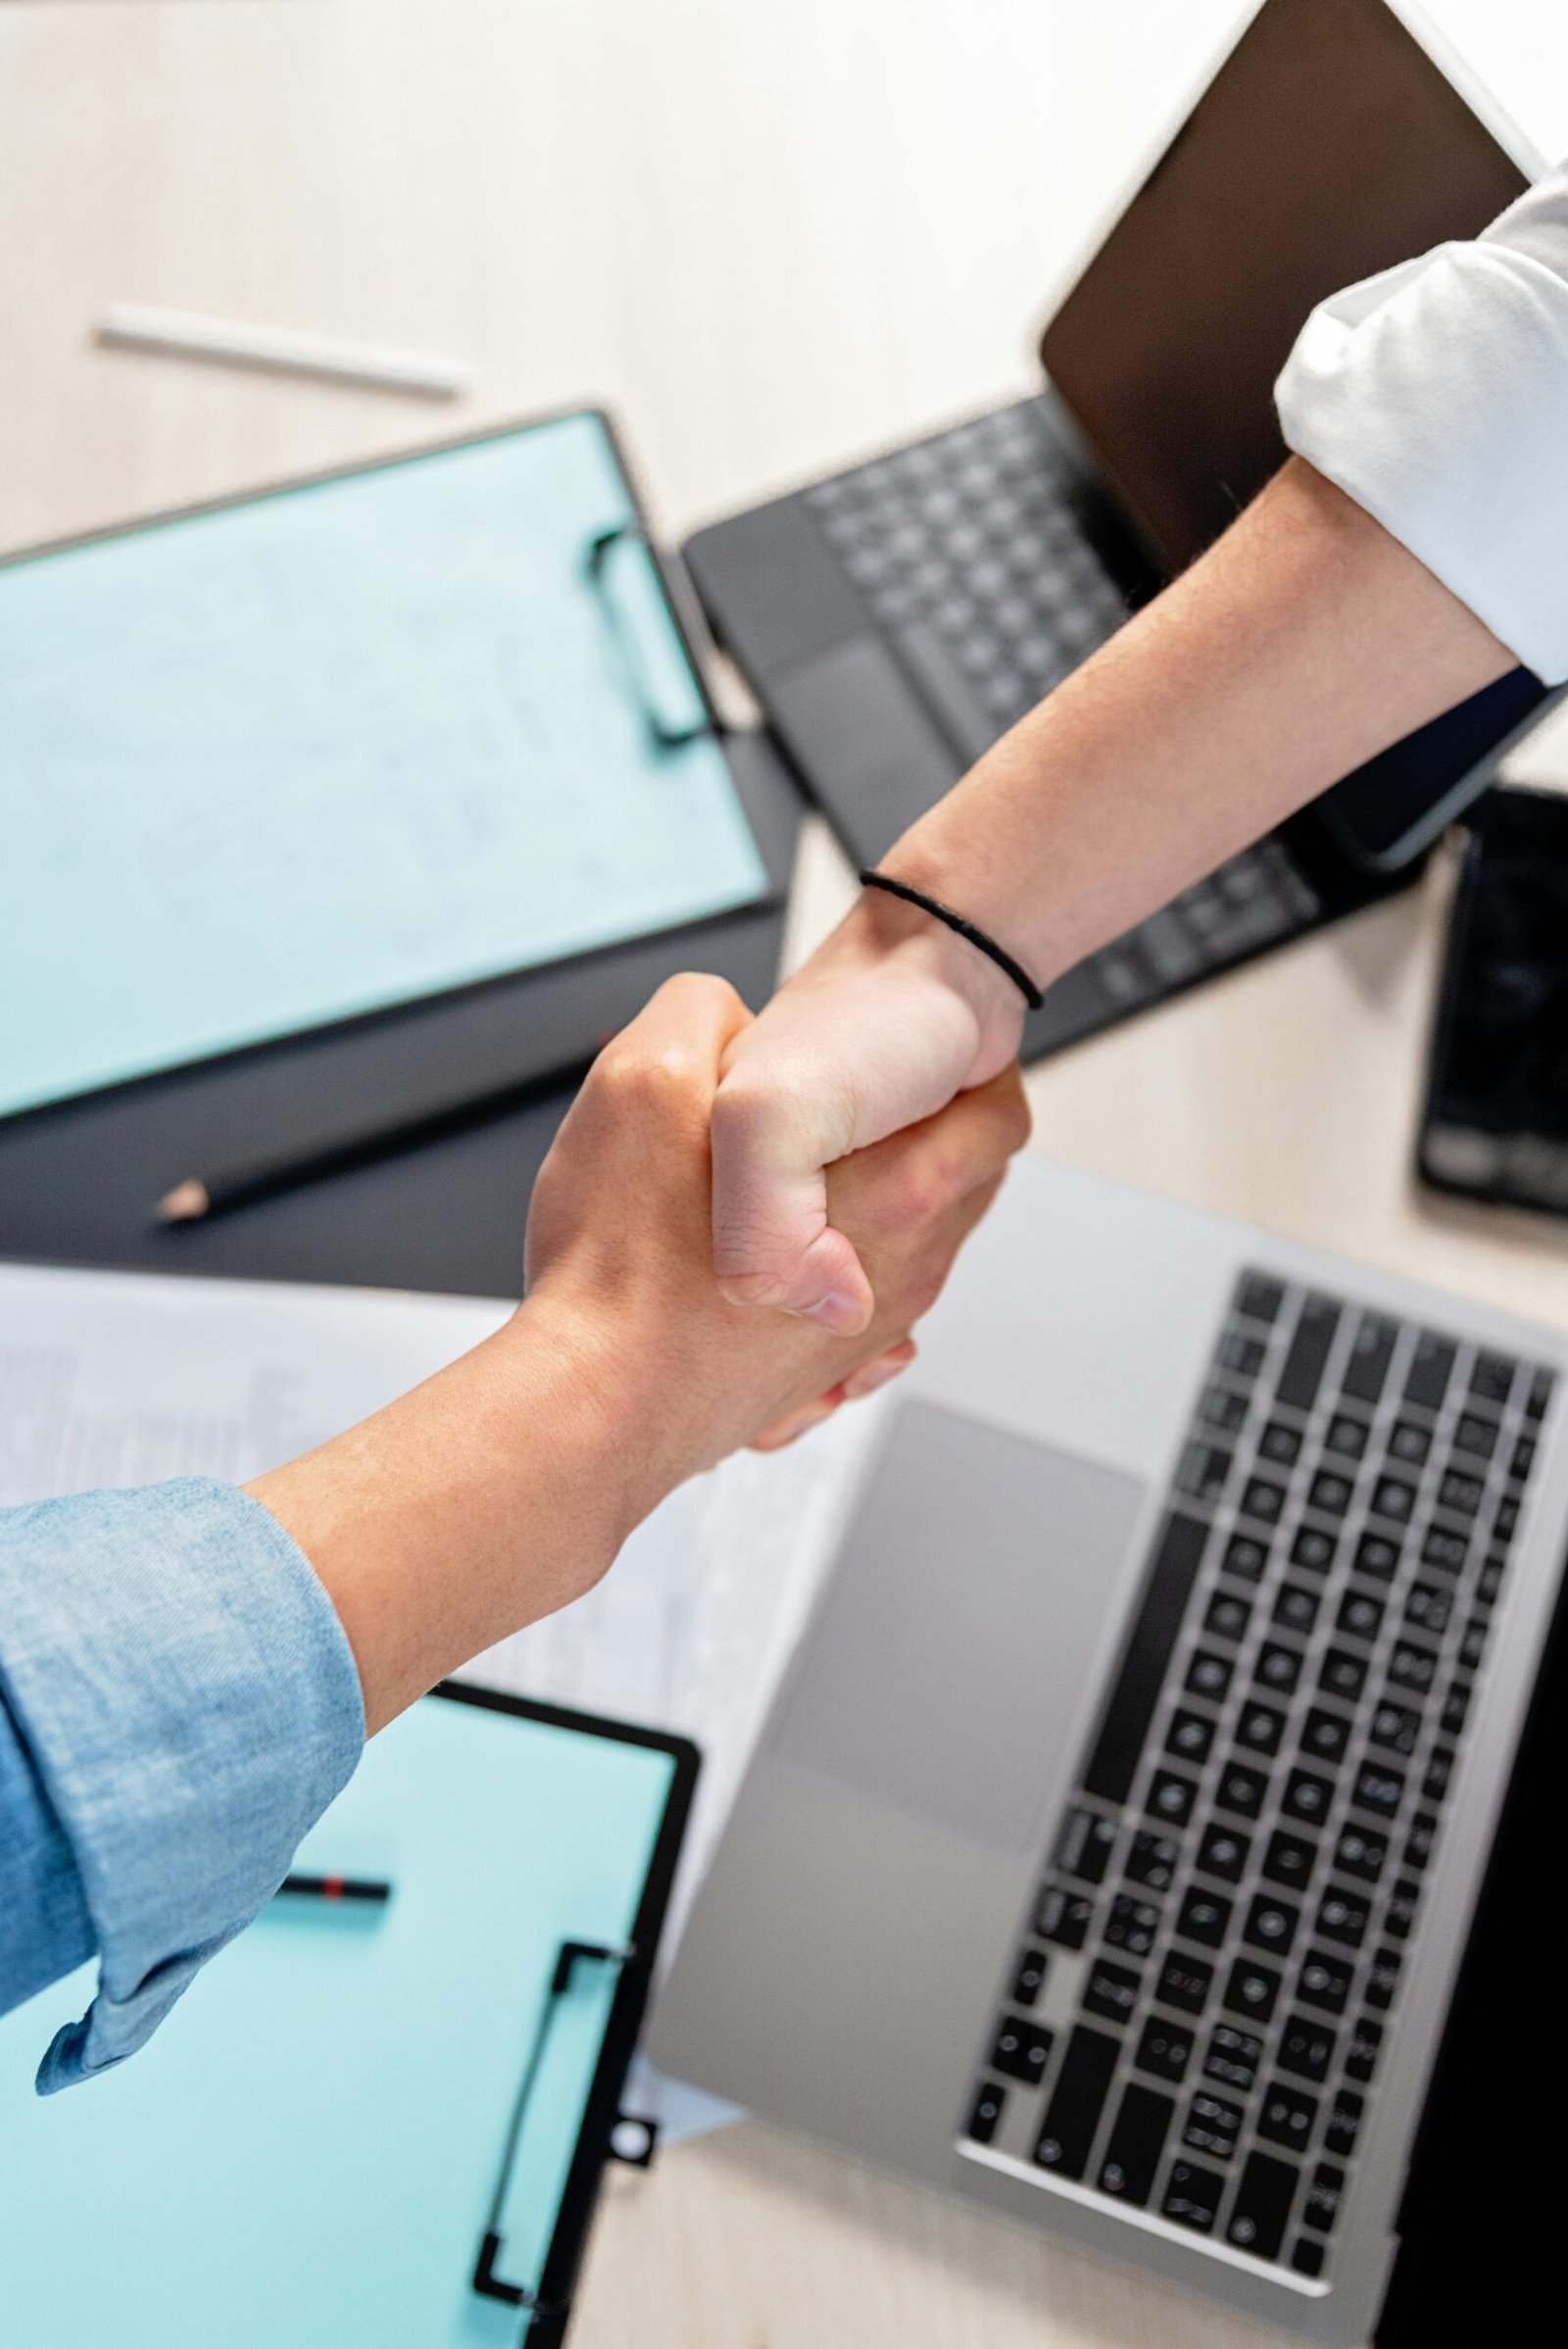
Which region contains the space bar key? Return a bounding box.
[1081,1510,1209,1806]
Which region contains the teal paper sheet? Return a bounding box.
[0,1688,687,2346]
[0,413,767,1115]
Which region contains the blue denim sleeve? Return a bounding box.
[0,1479,365,2092]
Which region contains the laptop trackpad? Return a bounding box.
[770,1400,1147,1855]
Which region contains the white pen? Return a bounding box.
[95,302,477,400]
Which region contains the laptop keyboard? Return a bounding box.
[799,402,1327,1051]
[960,1271,1554,2283]
[803,401,1131,740]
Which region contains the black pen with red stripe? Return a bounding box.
[276,1872,392,1906]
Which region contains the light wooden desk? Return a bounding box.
[5,5,1568,2342]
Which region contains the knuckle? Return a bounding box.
[881,1164,948,1240]
[598,1038,707,1112]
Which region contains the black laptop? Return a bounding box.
[682,0,1555,1062]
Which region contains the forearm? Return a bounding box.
[247,1298,653,1737]
[884,459,1514,992]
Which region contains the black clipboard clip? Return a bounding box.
[584,523,711,754]
[472,1937,643,2312]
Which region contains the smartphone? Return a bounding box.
[1420,785,1568,1214]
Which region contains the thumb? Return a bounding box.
[710,1070,874,1333]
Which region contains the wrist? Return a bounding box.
[834,863,1027,1075]
[488,1291,667,1556]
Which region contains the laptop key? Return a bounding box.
[1227,2151,1299,2260]
[966,2080,1007,2144]
[1196,1823,1250,1883]
[1243,1894,1299,1957]
[1182,2089,1244,2161]
[1353,1533,1401,1583]
[1257,2080,1318,2152]
[1277,2014,1336,2083]
[1364,1947,1403,2012]
[1324,2090,1365,2159]
[1343,1312,1397,1404]
[1370,1700,1422,1757]
[1162,2159,1225,2234]
[1165,1709,1216,1766]
[1281,1768,1333,1827]
[991,2016,1054,2085]
[1097,2084,1175,2206]
[1299,1708,1351,1765]
[1156,1952,1215,2016]
[1035,2026,1120,2179]
[1175,1886,1233,1948]
[1351,1761,1406,1818]
[1297,1949,1353,2016]
[1083,1511,1209,1804]
[1203,2023,1263,2091]
[1054,1808,1118,1884]
[1217,1763,1270,1821]
[1036,1885,1093,1949]
[1291,1526,1338,1575]
[1135,2014,1195,2083]
[1345,2016,1385,2083]
[1303,2161,1347,2234]
[1237,1275,1285,1324]
[1009,1946,1050,2007]
[1404,1813,1440,1872]
[1319,1647,1369,1701]
[1332,1824,1388,1884]
[1404,1333,1456,1409]
[1104,1894,1161,1958]
[1235,1702,1287,1757]
[1261,1830,1317,1892]
[1125,1828,1181,1891]
[1277,1296,1341,1411]
[1148,1769,1199,1828]
[1084,1958,1142,2026]
[1185,1648,1235,1701]
[1315,1888,1371,1948]
[1223,1958,1282,2024]
[1255,1642,1302,1694]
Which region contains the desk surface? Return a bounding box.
[6,5,1568,2343]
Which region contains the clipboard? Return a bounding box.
[0,1682,699,2347]
[0,406,773,1123]
[0,416,805,1298]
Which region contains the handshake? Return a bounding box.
[252,894,1031,1732]
[525,964,1030,1483]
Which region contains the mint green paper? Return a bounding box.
[0,1692,680,2344]
[0,414,766,1115]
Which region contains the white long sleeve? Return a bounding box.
[1276,163,1568,685]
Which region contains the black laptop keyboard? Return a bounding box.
[800,402,1328,1051]
[803,401,1131,738]
[961,1271,1553,2283]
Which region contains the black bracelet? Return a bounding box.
[858,870,1044,1010]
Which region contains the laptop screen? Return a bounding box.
[1039,0,1530,578]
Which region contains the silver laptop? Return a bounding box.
[650,1154,1567,2342]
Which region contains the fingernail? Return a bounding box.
[754,1397,839,1450]
[842,1354,912,1402]
[797,1290,868,1335]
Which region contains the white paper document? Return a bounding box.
[0,1258,873,1923]
[2,1256,883,2142]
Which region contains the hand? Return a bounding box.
[525,969,1030,1479]
[710,884,1028,1337]
[251,971,1026,1736]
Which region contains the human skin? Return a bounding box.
[247,973,1030,1734]
[709,457,1515,1339]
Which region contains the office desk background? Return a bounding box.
[5,4,1568,2343]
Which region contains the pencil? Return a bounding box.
[156,1052,595,1226]
[97,303,476,400]
[277,1874,392,1905]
